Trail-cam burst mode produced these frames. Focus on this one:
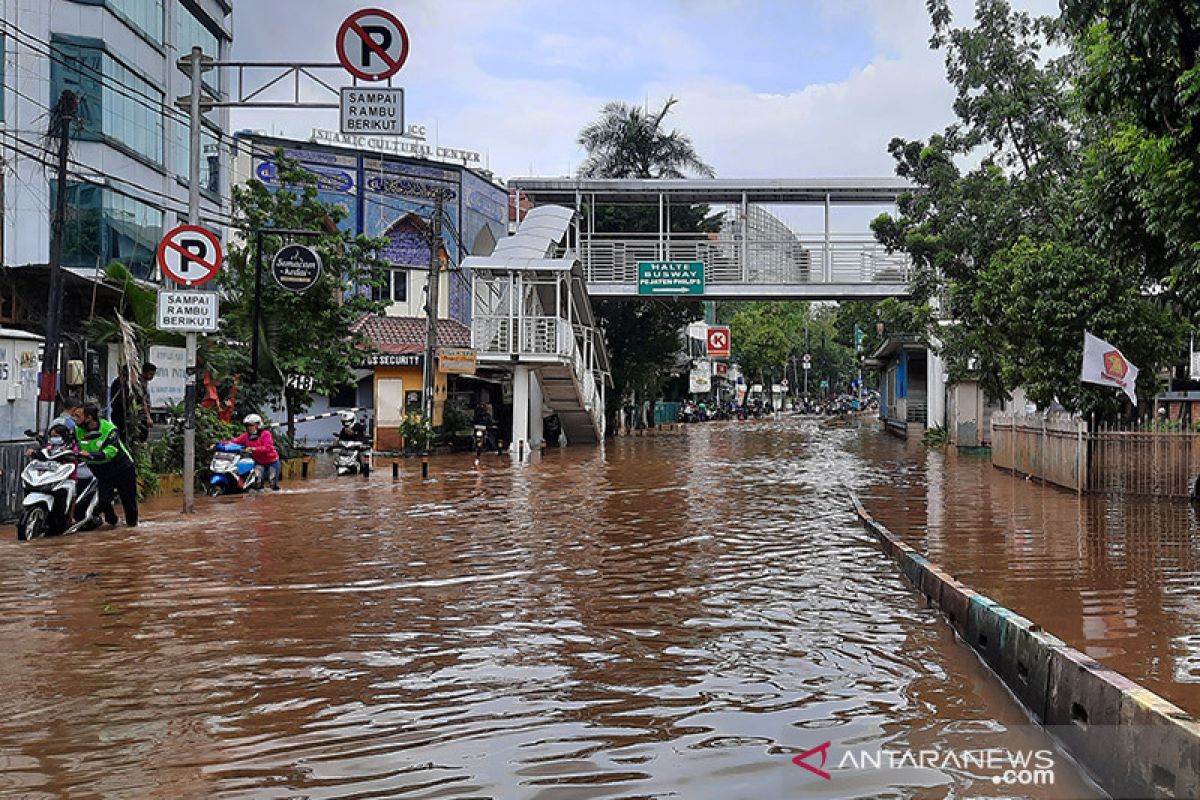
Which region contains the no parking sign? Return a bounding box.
[156,224,222,287]
[337,8,410,82]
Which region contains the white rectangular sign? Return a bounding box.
[340,87,404,135]
[148,345,187,408]
[157,291,218,332]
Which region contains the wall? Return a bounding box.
[991,413,1088,492]
[372,365,446,451]
[0,333,42,441]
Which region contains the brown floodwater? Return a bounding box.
[851,426,1200,719]
[0,419,1103,798]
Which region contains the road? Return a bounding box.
[0,418,1102,798]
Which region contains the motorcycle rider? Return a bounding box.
[473,401,498,451]
[224,413,281,491]
[71,402,138,527]
[335,410,368,444]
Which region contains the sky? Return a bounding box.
[230,0,1059,222]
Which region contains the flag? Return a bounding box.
[1080,332,1139,405]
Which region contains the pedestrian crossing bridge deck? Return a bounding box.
[508,177,914,301]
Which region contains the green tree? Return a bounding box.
[875,0,1184,415]
[221,151,389,435]
[576,98,718,424]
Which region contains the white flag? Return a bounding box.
[1080,332,1139,406]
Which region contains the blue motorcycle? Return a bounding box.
[206,443,262,496]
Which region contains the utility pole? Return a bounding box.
[422,192,444,423]
[182,45,205,514]
[38,90,78,430]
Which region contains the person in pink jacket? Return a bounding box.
[225,413,281,490]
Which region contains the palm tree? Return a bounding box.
[577,97,715,179]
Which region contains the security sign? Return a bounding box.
[157,224,222,287]
[706,326,731,358]
[337,8,409,82]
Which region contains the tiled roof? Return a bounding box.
[352,315,471,355]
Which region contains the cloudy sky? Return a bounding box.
[230,0,1058,186]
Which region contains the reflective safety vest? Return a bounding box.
[76,418,133,471]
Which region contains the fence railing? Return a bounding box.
[570,232,910,285]
[991,414,1200,498]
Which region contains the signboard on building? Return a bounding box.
[437,347,476,375]
[272,244,323,293]
[706,326,731,358]
[690,359,712,394]
[366,352,423,367]
[340,87,404,135]
[147,345,187,408]
[157,291,218,332]
[638,261,705,296]
[714,361,729,378]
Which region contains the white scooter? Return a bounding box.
[17,430,102,541]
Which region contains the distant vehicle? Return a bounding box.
[332,440,371,476]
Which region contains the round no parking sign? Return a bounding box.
[157,224,222,287]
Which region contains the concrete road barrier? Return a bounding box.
[848,489,1200,800]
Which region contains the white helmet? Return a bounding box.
[243,413,263,426]
[339,410,357,425]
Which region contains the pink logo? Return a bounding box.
[793,741,832,780]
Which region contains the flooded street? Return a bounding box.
[853,430,1200,718]
[0,419,1102,799]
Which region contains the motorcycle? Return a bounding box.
[206,443,262,496]
[16,431,102,541]
[332,440,371,476]
[473,423,501,458]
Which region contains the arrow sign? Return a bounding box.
[156,224,222,287]
[337,8,410,82]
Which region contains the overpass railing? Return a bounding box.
[567,232,909,285]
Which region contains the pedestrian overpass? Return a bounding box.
[507,178,913,301]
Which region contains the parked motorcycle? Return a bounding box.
[206,443,262,495]
[16,430,102,541]
[333,440,371,476]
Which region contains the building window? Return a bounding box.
[67,0,164,42]
[391,270,408,302]
[50,35,164,165]
[172,118,221,193]
[56,182,163,278]
[176,1,222,91]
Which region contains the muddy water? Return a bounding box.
[0,419,1099,798]
[852,428,1200,718]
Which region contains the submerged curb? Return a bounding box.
[848,490,1200,800]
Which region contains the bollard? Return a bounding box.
[301,459,309,480]
[421,455,429,479]
[392,460,398,480]
[518,440,525,461]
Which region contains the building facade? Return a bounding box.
[233,133,510,448]
[1,0,233,278]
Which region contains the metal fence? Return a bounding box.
[991,414,1200,498]
[0,443,30,522]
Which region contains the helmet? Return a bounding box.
[243,413,263,426]
[48,417,71,435]
[339,410,357,425]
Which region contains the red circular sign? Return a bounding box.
[156,224,223,287]
[336,8,410,82]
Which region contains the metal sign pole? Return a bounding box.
[183,45,203,515]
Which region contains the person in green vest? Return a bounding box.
[71,402,139,528]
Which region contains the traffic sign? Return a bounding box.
[803,362,812,370]
[637,261,704,295]
[706,326,731,358]
[157,224,222,287]
[157,291,218,332]
[340,86,404,134]
[802,352,812,364]
[337,8,409,82]
[272,244,322,293]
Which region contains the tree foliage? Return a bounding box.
[873,0,1189,416]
